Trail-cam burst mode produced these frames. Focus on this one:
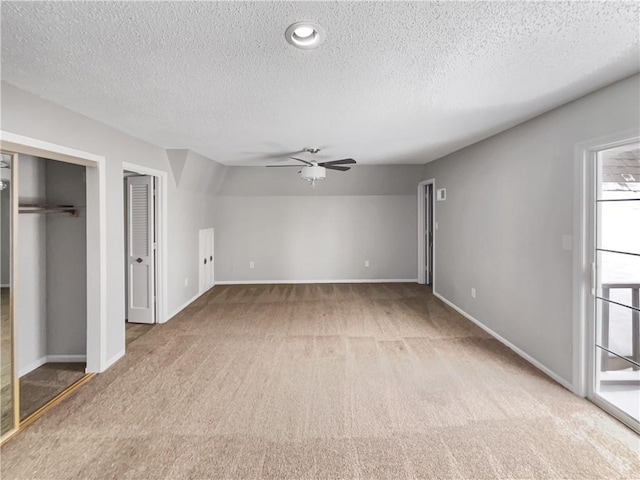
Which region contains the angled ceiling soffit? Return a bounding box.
[166,149,188,187]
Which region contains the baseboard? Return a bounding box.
[18,354,87,377]
[217,279,418,285]
[168,289,207,321]
[18,356,47,378]
[166,284,220,322]
[46,354,86,363]
[101,349,125,372]
[432,290,573,391]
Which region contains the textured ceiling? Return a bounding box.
[1,1,639,165]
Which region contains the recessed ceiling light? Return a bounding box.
[285,22,325,50]
[294,26,314,39]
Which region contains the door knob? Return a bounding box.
[204,258,207,264]
[210,256,213,261]
[136,258,143,263]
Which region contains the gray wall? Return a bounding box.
[46,160,86,358]
[1,83,226,364]
[166,149,227,307]
[422,74,640,385]
[219,165,424,196]
[214,195,417,282]
[214,165,422,282]
[16,155,47,375]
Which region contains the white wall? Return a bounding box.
[1,83,226,365]
[46,160,86,359]
[422,74,640,385]
[16,155,47,375]
[214,165,421,283]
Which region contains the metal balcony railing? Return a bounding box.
[601,283,640,372]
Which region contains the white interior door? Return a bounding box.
[126,176,155,324]
[199,228,214,294]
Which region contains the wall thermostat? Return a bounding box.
[436,188,446,201]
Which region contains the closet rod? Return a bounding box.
[18,204,79,217]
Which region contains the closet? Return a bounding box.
[0,152,88,439]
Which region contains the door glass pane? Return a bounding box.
[599,200,640,254]
[597,144,640,200]
[0,153,14,436]
[597,251,640,310]
[596,299,639,361]
[594,142,640,431]
[595,347,640,422]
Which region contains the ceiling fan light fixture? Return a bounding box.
[300,165,326,187]
[285,22,325,50]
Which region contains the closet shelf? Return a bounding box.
[18,204,79,217]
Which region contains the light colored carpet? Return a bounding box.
[125,322,154,347]
[1,283,639,479]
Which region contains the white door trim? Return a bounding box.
[1,130,107,373]
[572,128,640,397]
[417,178,435,285]
[122,162,169,324]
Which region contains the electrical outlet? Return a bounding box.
[364,260,370,268]
[471,288,476,299]
[249,261,255,269]
[184,277,189,287]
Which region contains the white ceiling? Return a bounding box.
[1,1,638,165]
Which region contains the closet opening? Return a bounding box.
[16,155,89,421]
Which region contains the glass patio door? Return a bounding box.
[593,141,640,432]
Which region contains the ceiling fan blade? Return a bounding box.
[289,156,313,166]
[324,165,351,172]
[318,158,356,166]
[243,149,305,159]
[266,165,303,168]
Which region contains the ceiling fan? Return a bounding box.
[267,148,356,187]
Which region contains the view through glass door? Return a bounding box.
[593,141,640,432]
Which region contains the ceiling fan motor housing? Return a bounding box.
[300,166,326,181]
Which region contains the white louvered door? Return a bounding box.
[126,176,155,324]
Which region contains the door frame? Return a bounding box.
[122,162,168,324]
[573,128,640,418]
[0,130,107,373]
[417,178,436,285]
